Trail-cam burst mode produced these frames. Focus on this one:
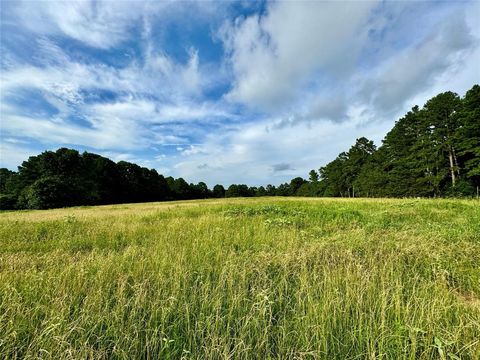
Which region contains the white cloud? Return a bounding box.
[356,10,478,116]
[219,0,478,130]
[181,145,206,156]
[168,113,392,186]
[1,112,143,150]
[6,0,231,49]
[9,1,164,49]
[0,36,237,152]
[221,0,378,110]
[0,142,42,170]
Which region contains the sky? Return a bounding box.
[1,0,479,186]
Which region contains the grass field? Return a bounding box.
[1,198,479,359]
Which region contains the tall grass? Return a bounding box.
[1,198,479,359]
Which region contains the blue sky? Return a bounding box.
[1,0,479,186]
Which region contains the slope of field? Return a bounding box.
[1,198,479,359]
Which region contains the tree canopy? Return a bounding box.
[1,85,478,210]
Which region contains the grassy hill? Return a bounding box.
[1,198,479,359]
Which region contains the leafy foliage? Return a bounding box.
[316,85,479,198]
[1,85,479,209]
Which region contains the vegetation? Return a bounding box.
[0,198,479,359]
[1,85,478,210]
[0,150,223,210]
[315,86,480,198]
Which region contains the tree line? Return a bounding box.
[0,149,229,210]
[312,84,479,198]
[1,85,478,210]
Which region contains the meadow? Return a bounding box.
[0,197,479,359]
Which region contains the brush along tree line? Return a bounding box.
[1,85,479,209]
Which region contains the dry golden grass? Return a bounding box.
[1,197,479,359]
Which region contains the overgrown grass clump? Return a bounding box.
[1,198,479,359]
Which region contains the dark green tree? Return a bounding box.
[255,186,267,196]
[308,170,319,182]
[289,177,307,195]
[0,169,18,209]
[423,91,462,188]
[192,182,210,198]
[265,184,277,196]
[226,184,252,197]
[345,137,376,197]
[457,85,480,195]
[212,184,226,198]
[171,178,192,200]
[319,152,348,196]
[20,176,77,209]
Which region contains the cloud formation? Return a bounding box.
[1,0,479,186]
[221,1,377,110]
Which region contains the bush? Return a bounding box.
[444,180,475,198]
[0,194,17,210]
[21,176,77,209]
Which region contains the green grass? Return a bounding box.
[1,197,479,359]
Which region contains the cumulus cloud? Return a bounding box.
[220,1,378,110]
[357,11,477,117]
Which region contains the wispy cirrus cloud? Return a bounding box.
[1,0,478,186]
[0,28,238,152]
[5,0,172,49]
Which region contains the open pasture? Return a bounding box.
[1,198,479,359]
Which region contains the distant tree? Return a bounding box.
[0,168,15,193]
[117,161,145,203]
[148,171,169,201]
[354,149,389,197]
[289,177,307,195]
[212,184,225,198]
[276,183,290,196]
[345,137,376,197]
[226,184,252,197]
[376,107,435,197]
[20,176,77,209]
[423,91,462,188]
[81,152,121,204]
[2,148,209,208]
[192,182,210,198]
[172,178,192,200]
[0,193,17,210]
[0,168,20,209]
[225,184,239,198]
[265,184,277,196]
[308,170,319,183]
[165,176,175,198]
[315,86,479,198]
[296,182,317,197]
[255,186,267,197]
[319,152,348,196]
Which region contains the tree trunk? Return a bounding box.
[448,149,456,187]
[452,146,460,176]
